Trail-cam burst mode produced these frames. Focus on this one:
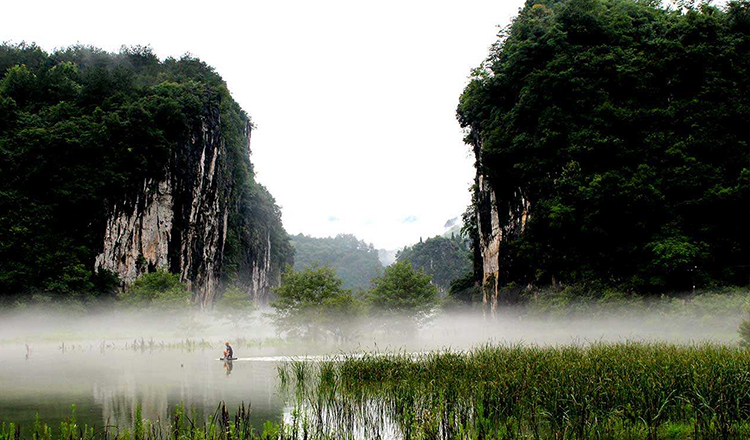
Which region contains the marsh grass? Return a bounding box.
[280,343,750,439]
[0,402,312,440]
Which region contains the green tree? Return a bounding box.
[291,234,382,291]
[368,260,439,329]
[271,266,360,341]
[215,285,256,330]
[457,0,750,293]
[118,271,192,310]
[0,43,293,302]
[396,235,471,292]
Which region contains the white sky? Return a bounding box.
[3,0,525,250]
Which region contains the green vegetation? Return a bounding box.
[368,260,439,329]
[396,234,471,292]
[458,0,750,292]
[269,262,440,339]
[0,43,292,302]
[0,402,315,440]
[117,271,191,309]
[216,285,256,329]
[290,234,382,291]
[282,343,750,439]
[270,266,360,341]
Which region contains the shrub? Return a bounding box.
[118,270,192,310]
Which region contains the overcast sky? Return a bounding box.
[3,0,525,250]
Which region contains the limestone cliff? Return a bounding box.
[95,103,291,307]
[471,147,529,309]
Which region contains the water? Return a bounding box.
[0,299,745,436]
[0,344,287,434]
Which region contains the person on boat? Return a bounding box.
[222,341,233,359]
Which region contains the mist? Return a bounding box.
[0,291,746,436]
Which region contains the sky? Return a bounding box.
[2,0,526,250]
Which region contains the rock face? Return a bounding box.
[472,150,530,309]
[95,105,285,308]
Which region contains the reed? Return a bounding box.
[280,342,750,439]
[0,402,301,440]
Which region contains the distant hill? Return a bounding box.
[396,234,472,293]
[291,234,382,291]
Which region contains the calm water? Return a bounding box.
[0,344,288,433]
[0,304,744,436]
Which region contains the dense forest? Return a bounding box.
[0,43,293,301]
[396,235,472,292]
[458,0,750,294]
[291,234,382,291]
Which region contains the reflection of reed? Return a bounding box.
[92,375,169,427]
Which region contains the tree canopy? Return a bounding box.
[0,43,292,301]
[396,235,472,292]
[458,0,750,292]
[368,261,439,322]
[117,271,191,310]
[270,266,360,340]
[291,234,382,291]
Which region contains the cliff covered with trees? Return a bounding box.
[0,43,293,306]
[458,0,749,305]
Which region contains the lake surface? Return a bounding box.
[0,344,289,434]
[0,303,744,436]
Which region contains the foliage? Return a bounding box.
[0,43,292,300]
[457,0,750,292]
[367,261,438,328]
[285,342,750,439]
[396,234,471,292]
[270,266,361,341]
[447,271,483,305]
[216,285,255,312]
[291,234,382,291]
[117,271,192,310]
[0,401,323,440]
[215,285,256,330]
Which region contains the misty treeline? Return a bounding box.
[458,0,750,294]
[396,233,472,292]
[292,232,473,295]
[291,234,382,291]
[0,43,292,301]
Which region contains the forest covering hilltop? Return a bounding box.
[458,0,749,298]
[0,43,293,303]
[396,234,472,293]
[291,234,382,291]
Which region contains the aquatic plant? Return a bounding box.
[282,343,750,439]
[0,402,330,440]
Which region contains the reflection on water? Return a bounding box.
[0,346,285,434]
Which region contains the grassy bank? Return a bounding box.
[280,343,750,439]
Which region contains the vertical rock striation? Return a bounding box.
[96,103,288,308]
[472,151,530,309]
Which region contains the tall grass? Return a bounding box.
[0,402,299,440]
[280,343,750,439]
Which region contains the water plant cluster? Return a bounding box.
[280,343,750,439]
[50,337,286,355]
[0,403,310,440]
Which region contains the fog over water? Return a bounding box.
[0,301,745,432]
